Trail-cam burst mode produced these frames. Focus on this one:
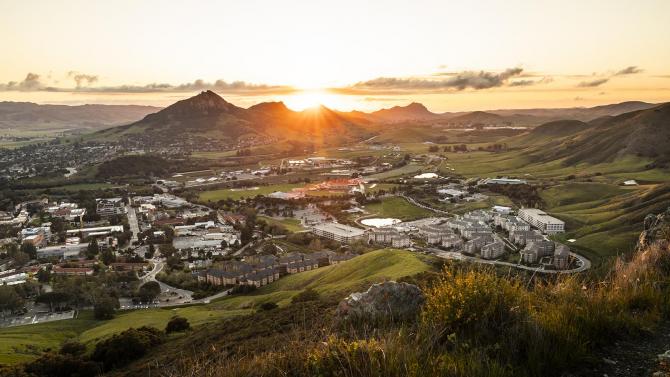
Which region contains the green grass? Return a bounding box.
[0,249,433,365]
[209,249,434,309]
[364,197,433,221]
[199,183,304,201]
[258,215,304,232]
[367,163,426,180]
[0,311,100,364]
[539,183,670,264]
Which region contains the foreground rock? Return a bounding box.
[336,281,424,322]
[639,207,670,248]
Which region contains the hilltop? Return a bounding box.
[95,91,376,146]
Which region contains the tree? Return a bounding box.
[101,249,116,265]
[20,242,37,259]
[145,243,155,259]
[138,281,161,303]
[165,316,190,333]
[36,268,51,283]
[35,291,71,312]
[86,239,99,259]
[0,286,24,316]
[94,296,118,320]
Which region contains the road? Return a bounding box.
[426,247,591,274]
[400,195,450,215]
[126,205,140,245]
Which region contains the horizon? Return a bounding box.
[2,0,670,112]
[1,90,666,115]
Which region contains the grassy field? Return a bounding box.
[364,197,433,221]
[439,150,670,183]
[539,182,670,265]
[199,183,304,201]
[0,249,433,365]
[367,163,426,180]
[258,215,304,232]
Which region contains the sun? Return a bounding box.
[283,89,352,111]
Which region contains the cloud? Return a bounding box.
[508,79,536,87]
[0,73,295,95]
[577,78,609,87]
[0,73,44,91]
[68,71,99,88]
[336,68,526,94]
[614,66,643,76]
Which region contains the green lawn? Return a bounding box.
[367,163,426,180]
[199,183,304,201]
[364,197,433,221]
[258,215,304,233]
[0,249,433,365]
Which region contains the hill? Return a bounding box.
[0,249,434,366]
[95,91,376,146]
[523,103,670,166]
[445,111,505,126]
[0,102,161,132]
[489,101,657,122]
[369,102,440,123]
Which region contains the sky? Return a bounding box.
[1,0,669,112]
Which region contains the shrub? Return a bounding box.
[91,326,163,370]
[59,340,86,356]
[291,288,320,303]
[258,302,278,311]
[23,353,100,377]
[165,316,190,333]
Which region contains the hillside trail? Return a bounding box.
[573,322,670,376]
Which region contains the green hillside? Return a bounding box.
[0,249,434,365]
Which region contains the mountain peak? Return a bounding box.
[155,90,240,118]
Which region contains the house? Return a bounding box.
[480,241,505,259]
[330,252,355,265]
[52,266,94,276]
[553,245,571,269]
[440,233,463,249]
[109,262,148,272]
[96,198,126,217]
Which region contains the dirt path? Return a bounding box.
[574,322,670,376]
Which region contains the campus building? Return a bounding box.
[518,208,565,234]
[311,222,365,244]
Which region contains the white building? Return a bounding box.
[518,208,565,234]
[311,222,365,244]
[96,198,126,217]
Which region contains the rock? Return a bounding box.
[638,207,670,249]
[336,281,425,321]
[603,358,617,365]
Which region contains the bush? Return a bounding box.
[91,326,163,371]
[258,302,278,311]
[165,316,190,333]
[292,288,320,303]
[23,353,100,377]
[59,340,86,356]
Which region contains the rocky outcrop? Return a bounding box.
[336,281,424,322]
[638,207,670,249]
